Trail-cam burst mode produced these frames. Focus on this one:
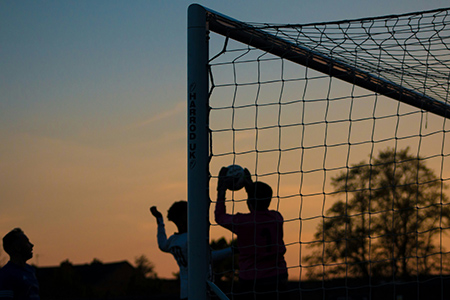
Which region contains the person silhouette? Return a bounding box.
[214,167,288,299]
[150,201,231,300]
[0,228,39,299]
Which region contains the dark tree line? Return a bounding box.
[305,147,450,279]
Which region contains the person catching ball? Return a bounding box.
[214,166,288,300]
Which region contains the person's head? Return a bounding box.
[3,228,34,263]
[168,201,187,230]
[246,181,272,211]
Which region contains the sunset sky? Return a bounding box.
[1,0,449,279]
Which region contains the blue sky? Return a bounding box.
[1,0,449,279]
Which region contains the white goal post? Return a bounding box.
[187,4,210,300]
[188,4,450,300]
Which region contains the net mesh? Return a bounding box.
[206,7,450,299]
[254,8,450,105]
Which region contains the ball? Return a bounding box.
[226,164,246,191]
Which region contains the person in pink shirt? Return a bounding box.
[214,167,288,300]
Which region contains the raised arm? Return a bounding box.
[214,167,234,229]
[149,206,170,252]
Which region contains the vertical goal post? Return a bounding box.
[187,4,210,300]
[188,4,450,300]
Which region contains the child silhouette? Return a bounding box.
[214,167,288,299]
[151,201,231,300]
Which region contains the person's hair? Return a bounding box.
[247,182,272,211]
[167,201,187,222]
[3,228,24,255]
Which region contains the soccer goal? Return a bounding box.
[188,4,450,299]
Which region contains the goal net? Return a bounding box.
[188,5,450,300]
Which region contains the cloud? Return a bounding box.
[128,102,185,129]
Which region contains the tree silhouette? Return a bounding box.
[210,237,238,282]
[134,254,157,279]
[304,147,450,279]
[127,254,160,295]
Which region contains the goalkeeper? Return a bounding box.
[215,167,288,299]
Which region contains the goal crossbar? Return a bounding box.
[205,8,450,119]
